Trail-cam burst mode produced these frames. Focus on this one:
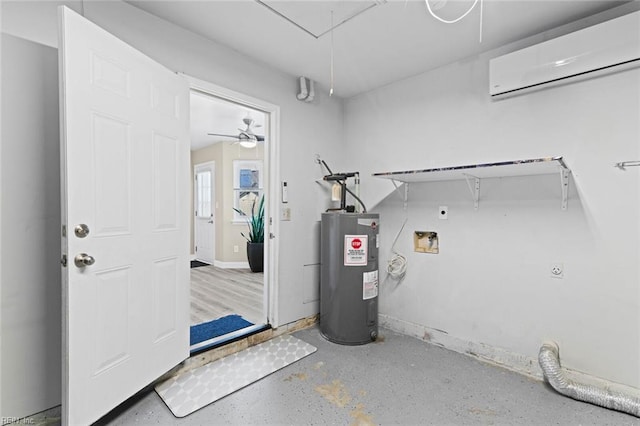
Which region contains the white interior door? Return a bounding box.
[194,162,215,264]
[58,7,190,425]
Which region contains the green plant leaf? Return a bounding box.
[234,195,265,243]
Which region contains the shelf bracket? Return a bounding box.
[560,168,569,211]
[463,174,480,210]
[404,182,409,212]
[391,179,409,211]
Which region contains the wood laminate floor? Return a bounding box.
[190,265,264,326]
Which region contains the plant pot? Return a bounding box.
[246,242,264,273]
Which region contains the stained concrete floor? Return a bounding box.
[96,326,639,426]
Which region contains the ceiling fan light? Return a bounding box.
[238,131,258,148]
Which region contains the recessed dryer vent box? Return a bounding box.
[414,231,439,254]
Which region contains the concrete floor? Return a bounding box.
[96,326,639,426]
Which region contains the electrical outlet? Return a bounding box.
[439,206,448,220]
[233,245,239,253]
[551,263,564,279]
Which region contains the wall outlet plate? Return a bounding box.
[439,206,448,220]
[551,263,564,278]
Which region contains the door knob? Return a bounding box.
[208,220,213,224]
[74,253,95,268]
[74,224,90,238]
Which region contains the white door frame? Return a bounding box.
[193,161,216,265]
[183,74,280,327]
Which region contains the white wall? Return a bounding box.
[0,0,343,418]
[1,0,344,326]
[345,6,640,389]
[0,34,62,419]
[3,0,637,419]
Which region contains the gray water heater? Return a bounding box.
[320,212,379,345]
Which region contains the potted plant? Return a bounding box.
[234,195,264,272]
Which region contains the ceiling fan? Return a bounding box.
[208,116,265,148]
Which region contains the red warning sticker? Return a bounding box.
[344,235,368,266]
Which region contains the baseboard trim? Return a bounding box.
[379,314,640,398]
[379,314,543,380]
[213,260,250,269]
[9,405,62,425]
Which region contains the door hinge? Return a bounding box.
[60,254,67,267]
[269,217,273,225]
[195,246,198,252]
[62,225,67,237]
[269,232,275,239]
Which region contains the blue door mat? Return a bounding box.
[190,315,254,346]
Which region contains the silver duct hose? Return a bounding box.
[538,341,640,417]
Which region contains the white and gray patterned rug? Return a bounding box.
[155,334,317,417]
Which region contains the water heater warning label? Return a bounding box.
[344,235,368,266]
[363,270,378,300]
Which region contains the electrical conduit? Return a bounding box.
[538,341,640,417]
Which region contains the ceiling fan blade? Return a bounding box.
[237,128,265,142]
[208,133,240,139]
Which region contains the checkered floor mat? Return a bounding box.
[155,334,317,417]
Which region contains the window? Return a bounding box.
[233,160,263,222]
[196,169,212,218]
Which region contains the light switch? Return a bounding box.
[281,207,291,221]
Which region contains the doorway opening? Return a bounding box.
[187,83,277,353]
[194,161,215,265]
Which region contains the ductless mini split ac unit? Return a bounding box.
[490,10,640,99]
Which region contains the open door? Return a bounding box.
[58,7,190,425]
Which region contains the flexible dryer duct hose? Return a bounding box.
[538,342,640,417]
